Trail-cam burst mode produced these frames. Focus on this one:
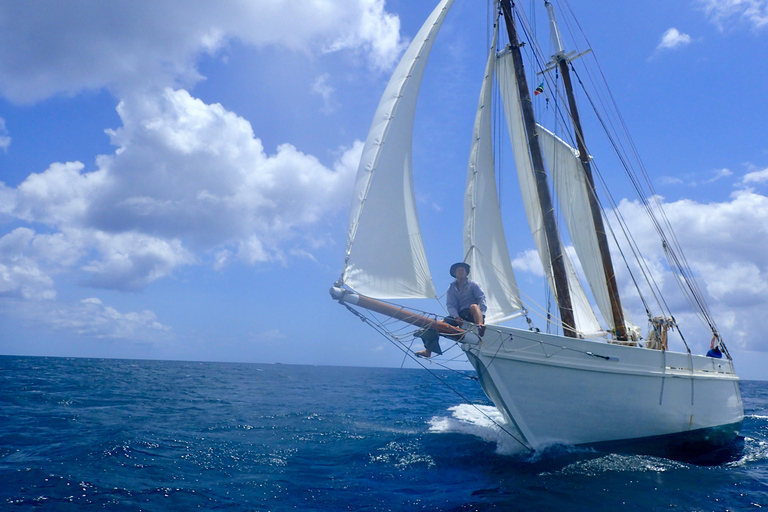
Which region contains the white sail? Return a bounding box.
[342,0,455,299]
[496,51,601,335]
[538,125,615,331]
[464,27,524,324]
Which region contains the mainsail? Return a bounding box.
[464,26,524,324]
[341,0,455,299]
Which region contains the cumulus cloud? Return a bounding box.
[0,88,360,294]
[512,249,545,277]
[743,166,768,183]
[3,297,172,341]
[0,228,56,300]
[0,0,405,104]
[507,190,768,352]
[0,1,386,341]
[608,190,768,350]
[657,28,693,50]
[699,0,768,30]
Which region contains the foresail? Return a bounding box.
[538,126,615,331]
[465,26,524,324]
[341,0,456,299]
[496,52,601,335]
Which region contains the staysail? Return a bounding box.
[539,126,616,330]
[496,51,602,335]
[341,0,455,299]
[464,26,524,324]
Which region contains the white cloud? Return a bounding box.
[699,0,768,30]
[0,0,405,104]
[658,168,733,187]
[321,0,406,70]
[706,168,733,183]
[13,162,110,226]
[4,297,172,341]
[0,117,9,151]
[609,190,768,350]
[657,28,693,50]
[1,88,360,293]
[658,176,684,185]
[257,329,287,342]
[0,0,391,343]
[0,228,55,300]
[509,191,768,352]
[312,74,336,113]
[512,249,545,277]
[744,167,768,183]
[82,232,196,292]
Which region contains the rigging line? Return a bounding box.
[594,184,661,321]
[519,2,719,351]
[545,62,666,321]
[587,139,674,329]
[342,302,534,451]
[566,66,674,309]
[517,287,600,338]
[534,62,663,333]
[551,4,671,242]
[589,156,668,315]
[569,63,719,341]
[558,0,722,341]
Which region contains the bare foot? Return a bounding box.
[415,350,431,358]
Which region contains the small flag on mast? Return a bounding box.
[534,82,544,96]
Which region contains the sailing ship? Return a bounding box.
[330,0,743,453]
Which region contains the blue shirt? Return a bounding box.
[446,278,487,318]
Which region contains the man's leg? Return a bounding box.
[469,304,485,336]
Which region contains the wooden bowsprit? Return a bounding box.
[329,287,481,345]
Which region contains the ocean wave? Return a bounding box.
[728,437,768,466]
[428,404,529,455]
[546,453,688,476]
[369,440,436,469]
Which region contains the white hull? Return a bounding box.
[461,325,744,450]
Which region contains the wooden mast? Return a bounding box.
[544,1,628,341]
[499,0,576,338]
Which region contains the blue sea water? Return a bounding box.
[0,356,766,511]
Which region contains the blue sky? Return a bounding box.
[1,0,767,380]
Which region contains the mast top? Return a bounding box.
[544,1,566,59]
[541,1,591,73]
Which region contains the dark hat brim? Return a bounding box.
[450,262,470,277]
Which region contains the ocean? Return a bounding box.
[0,356,766,511]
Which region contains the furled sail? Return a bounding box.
[341,0,455,299]
[464,27,524,324]
[496,51,602,335]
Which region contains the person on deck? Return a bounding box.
[415,262,487,358]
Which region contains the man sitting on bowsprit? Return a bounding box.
[415,262,486,358]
